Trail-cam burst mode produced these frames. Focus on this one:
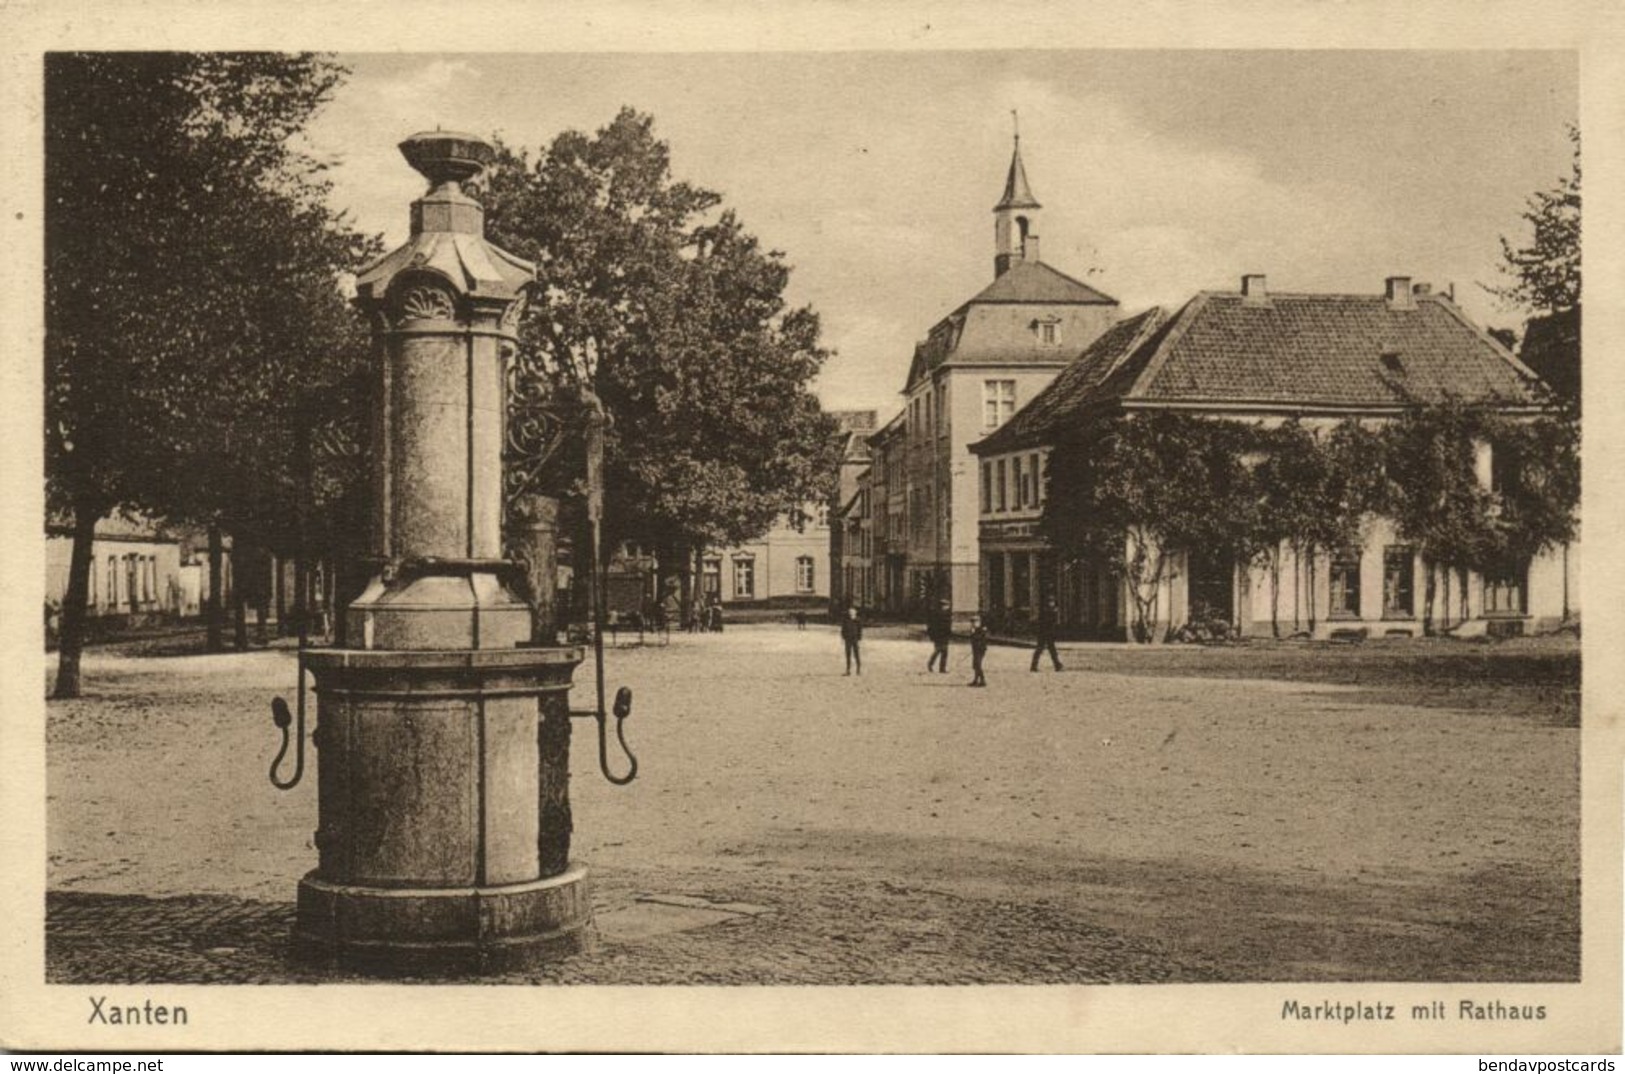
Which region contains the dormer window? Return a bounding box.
[1033,317,1061,346]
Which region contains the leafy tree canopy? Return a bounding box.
[480,109,839,555]
[47,51,376,543]
[1487,124,1580,315]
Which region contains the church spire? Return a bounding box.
[994,121,1041,212]
[993,118,1042,276]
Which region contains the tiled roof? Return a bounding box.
[1135,292,1548,406]
[965,259,1116,306]
[975,307,1170,454]
[972,288,1553,454]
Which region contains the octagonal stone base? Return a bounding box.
[295,864,595,975]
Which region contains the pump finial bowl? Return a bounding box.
[399,131,496,186]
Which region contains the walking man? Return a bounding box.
[968,614,989,687]
[841,603,863,676]
[926,598,953,673]
[1030,596,1063,672]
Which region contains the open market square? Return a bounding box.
[46,623,1579,986]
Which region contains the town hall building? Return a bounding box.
[970,274,1578,639]
[860,135,1119,615]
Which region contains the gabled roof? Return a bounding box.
[974,307,1170,455]
[866,408,907,449]
[994,137,1041,212]
[971,288,1554,455]
[836,428,873,464]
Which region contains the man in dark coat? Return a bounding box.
[1030,596,1062,672]
[926,598,952,673]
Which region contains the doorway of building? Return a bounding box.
[1186,548,1234,627]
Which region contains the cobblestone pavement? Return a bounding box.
[47,861,1217,986]
[46,627,1580,984]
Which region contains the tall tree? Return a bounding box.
[1380,402,1502,633]
[1487,124,1580,316]
[1044,412,1255,643]
[46,52,370,692]
[480,110,839,591]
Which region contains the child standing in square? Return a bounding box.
[968,614,989,687]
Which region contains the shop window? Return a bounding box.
[1329,548,1361,618]
[1382,546,1414,617]
[1012,554,1032,613]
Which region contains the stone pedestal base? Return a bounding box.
[295,864,595,974]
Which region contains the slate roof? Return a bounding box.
[972,288,1554,455]
[994,138,1041,211]
[903,260,1120,387]
[965,259,1116,306]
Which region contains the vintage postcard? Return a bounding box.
[2,0,1622,1056]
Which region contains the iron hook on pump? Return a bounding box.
[269,664,307,790]
[572,389,639,786]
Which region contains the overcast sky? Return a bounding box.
[306,51,1576,418]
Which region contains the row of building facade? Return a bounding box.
[830,136,1579,639]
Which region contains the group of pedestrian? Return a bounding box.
[681,595,724,633]
[838,596,1063,685]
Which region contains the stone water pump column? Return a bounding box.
[293,131,593,972]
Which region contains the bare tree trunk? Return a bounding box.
[274,553,287,636]
[1304,546,1319,634]
[1422,555,1436,636]
[1562,543,1570,622]
[206,523,225,653]
[293,553,308,643]
[1291,541,1302,633]
[51,504,100,699]
[1268,548,1282,639]
[232,538,249,651]
[255,552,270,646]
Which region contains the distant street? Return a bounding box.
[47,626,1579,984]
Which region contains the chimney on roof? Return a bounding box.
[1385,276,1415,310]
[1023,234,1040,264]
[1241,274,1269,305]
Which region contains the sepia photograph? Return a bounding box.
[5,4,1622,1057]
